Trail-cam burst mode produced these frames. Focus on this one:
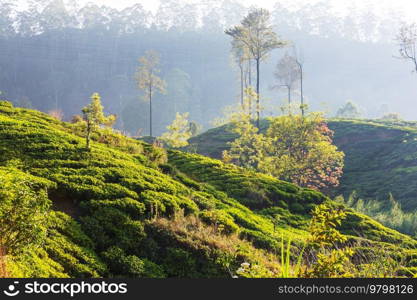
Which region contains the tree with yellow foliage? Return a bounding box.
[161,112,193,148]
[82,93,116,150]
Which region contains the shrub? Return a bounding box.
[0,168,52,255]
[103,246,144,276]
[101,246,164,277]
[192,192,217,210]
[0,100,13,108]
[240,229,278,250]
[140,190,197,218]
[304,203,354,278]
[163,248,197,277]
[81,198,145,220]
[304,248,354,278]
[159,163,175,175]
[309,203,347,246]
[144,144,168,166]
[199,210,239,235]
[80,207,146,254]
[277,200,288,209]
[289,202,305,214]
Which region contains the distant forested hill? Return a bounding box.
[0,0,416,136]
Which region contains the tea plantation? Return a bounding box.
[188,119,417,211]
[1,101,417,277]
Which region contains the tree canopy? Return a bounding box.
[82,93,116,149]
[226,8,287,128]
[160,112,193,148]
[224,112,344,190]
[336,101,361,119]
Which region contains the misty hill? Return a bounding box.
[2,101,417,277]
[0,0,416,137]
[188,119,417,211]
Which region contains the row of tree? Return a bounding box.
[0,0,407,43]
[76,91,197,151]
[1,1,416,133]
[225,8,287,128]
[67,7,416,192]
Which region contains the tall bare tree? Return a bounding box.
[396,23,417,73]
[226,8,286,129]
[290,47,306,116]
[231,40,247,108]
[135,50,166,137]
[272,53,300,113]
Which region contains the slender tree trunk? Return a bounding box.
[248,59,252,86]
[256,58,260,129]
[247,60,253,118]
[86,122,91,150]
[288,86,291,115]
[240,64,244,107]
[300,63,304,117]
[149,85,153,137]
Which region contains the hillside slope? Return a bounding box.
[328,120,417,210]
[1,102,417,277]
[188,119,417,211]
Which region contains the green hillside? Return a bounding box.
[188,119,417,211]
[1,102,417,278]
[328,119,417,210]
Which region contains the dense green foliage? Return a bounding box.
[304,203,354,278]
[1,102,417,278]
[81,93,116,150]
[188,118,417,211]
[212,111,345,189]
[160,112,193,148]
[0,168,52,255]
[259,114,344,189]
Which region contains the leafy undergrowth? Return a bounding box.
[1,101,417,277]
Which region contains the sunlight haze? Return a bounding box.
[72,0,417,21]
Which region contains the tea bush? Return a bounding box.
[1,102,417,278]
